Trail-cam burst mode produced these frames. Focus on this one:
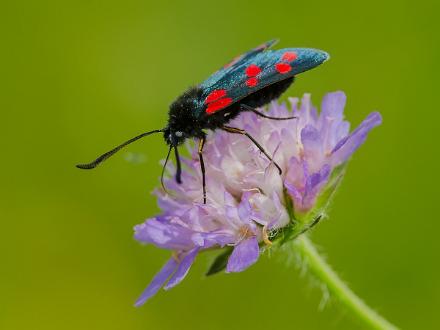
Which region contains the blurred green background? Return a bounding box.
[1,0,439,329]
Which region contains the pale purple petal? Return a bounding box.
[331,112,382,165]
[284,156,305,207]
[284,181,302,206]
[164,248,199,290]
[319,92,347,152]
[223,190,236,206]
[226,237,259,273]
[301,125,322,153]
[134,258,177,306]
[301,125,321,146]
[191,231,235,248]
[237,195,252,223]
[302,165,331,210]
[335,121,351,143]
[134,217,194,250]
[321,91,346,120]
[301,125,324,168]
[305,164,331,194]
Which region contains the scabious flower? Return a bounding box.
[134,91,382,306]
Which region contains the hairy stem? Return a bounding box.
[294,235,399,330]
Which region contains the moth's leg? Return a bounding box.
[221,125,282,175]
[160,145,173,194]
[198,135,207,204]
[241,104,296,120]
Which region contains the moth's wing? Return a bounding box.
[198,48,329,117]
[220,39,279,70]
[200,39,278,89]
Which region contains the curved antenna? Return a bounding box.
[76,129,163,169]
[174,146,182,184]
[161,145,173,193]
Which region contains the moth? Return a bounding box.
[77,40,329,203]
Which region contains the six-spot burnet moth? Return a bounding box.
[76,39,329,203]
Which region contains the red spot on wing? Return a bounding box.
[245,64,261,77]
[275,63,292,74]
[206,98,233,114]
[205,89,227,104]
[246,77,259,87]
[282,51,298,62]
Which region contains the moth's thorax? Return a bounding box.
[165,86,205,145]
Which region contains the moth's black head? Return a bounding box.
[164,86,204,146]
[163,127,187,146]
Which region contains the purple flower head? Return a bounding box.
[134,91,382,305]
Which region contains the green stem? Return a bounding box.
[294,235,399,330]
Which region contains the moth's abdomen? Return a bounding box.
[240,77,294,109]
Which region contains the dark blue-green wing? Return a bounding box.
[200,39,278,89]
[198,47,329,117]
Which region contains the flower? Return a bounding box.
[134,91,382,306]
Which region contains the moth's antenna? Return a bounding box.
[161,145,173,193]
[174,146,182,184]
[76,129,163,169]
